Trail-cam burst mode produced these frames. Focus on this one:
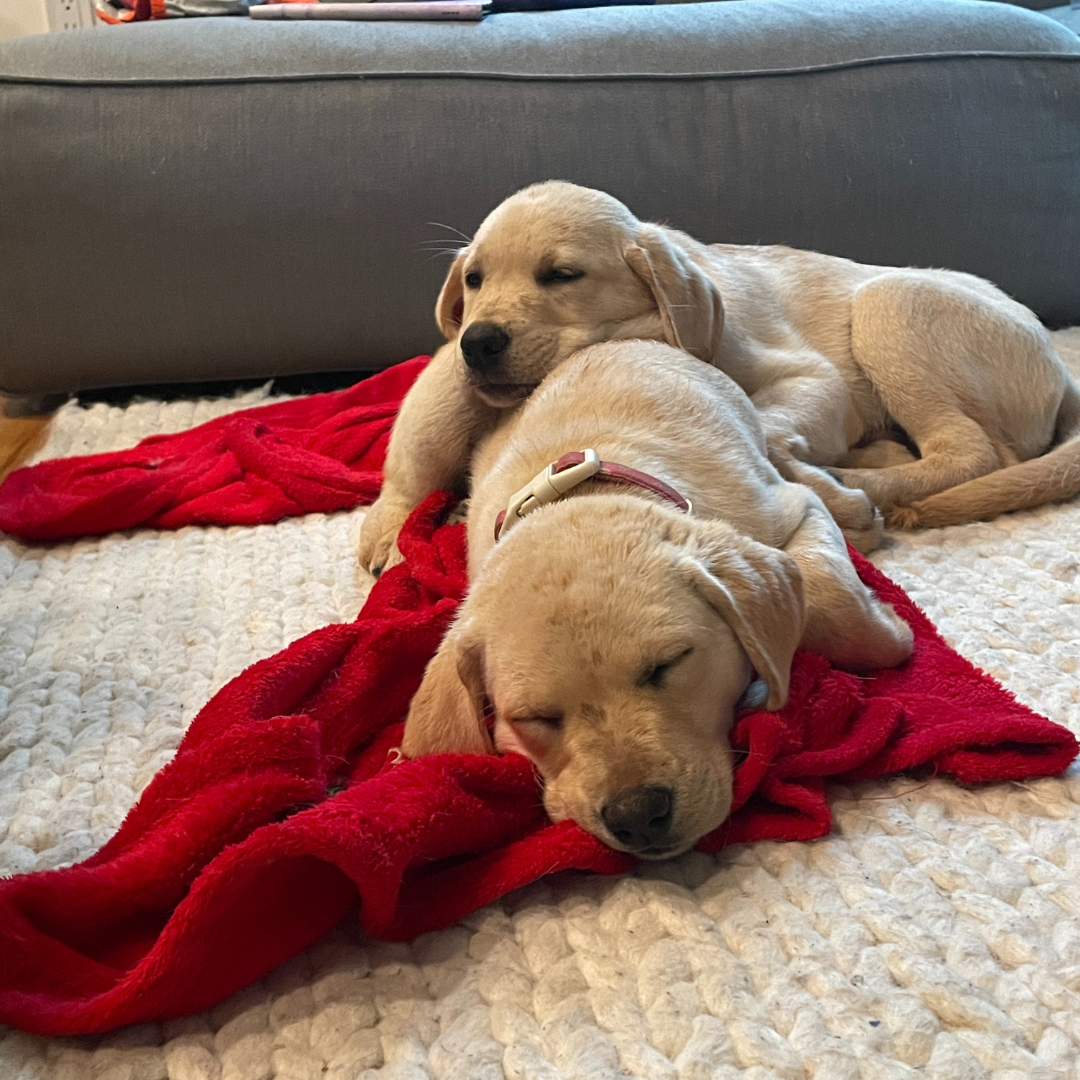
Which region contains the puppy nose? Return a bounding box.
[459,322,510,374]
[600,785,674,850]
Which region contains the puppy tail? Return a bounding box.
[891,382,1080,528]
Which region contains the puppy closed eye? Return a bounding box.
[509,714,563,754]
[514,714,563,731]
[537,267,585,286]
[639,647,694,688]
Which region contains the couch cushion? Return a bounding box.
[0,0,1077,392]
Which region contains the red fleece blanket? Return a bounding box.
[0,357,429,541]
[0,367,1075,1037]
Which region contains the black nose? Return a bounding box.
[600,785,675,850]
[459,322,510,374]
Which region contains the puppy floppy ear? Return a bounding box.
[623,223,724,362]
[435,250,468,340]
[677,520,805,711]
[401,617,493,756]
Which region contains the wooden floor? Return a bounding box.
[0,398,53,482]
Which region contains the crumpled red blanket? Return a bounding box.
[0,490,1075,1036]
[0,356,430,542]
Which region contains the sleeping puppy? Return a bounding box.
[359,181,1080,576]
[400,340,912,858]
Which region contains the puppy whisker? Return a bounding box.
[426,221,473,242]
[423,248,469,261]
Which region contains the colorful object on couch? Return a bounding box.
[94,0,165,22]
[95,0,651,20]
[0,490,1074,1036]
[0,356,429,542]
[252,3,492,22]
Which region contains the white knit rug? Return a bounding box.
[2,329,1079,1080]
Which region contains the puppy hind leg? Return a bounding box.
[892,434,1080,528]
[783,500,913,671]
[831,420,1001,518]
[841,275,1026,512]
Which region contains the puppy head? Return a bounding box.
[402,500,805,857]
[435,181,724,407]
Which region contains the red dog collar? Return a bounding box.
[494,449,692,541]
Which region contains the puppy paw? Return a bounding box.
[842,508,885,555]
[773,432,811,460]
[358,495,413,578]
[816,478,882,541]
[831,466,901,511]
[829,598,914,672]
[782,459,885,551]
[884,503,923,530]
[446,498,470,526]
[853,604,914,670]
[888,601,915,646]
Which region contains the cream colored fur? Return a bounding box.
[359,181,1079,575]
[400,341,912,857]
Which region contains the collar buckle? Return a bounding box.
[494,449,601,542]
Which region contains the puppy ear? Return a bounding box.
[623,223,724,362]
[401,618,493,756]
[678,521,805,711]
[435,250,468,340]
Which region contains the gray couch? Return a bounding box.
[0,0,1078,394]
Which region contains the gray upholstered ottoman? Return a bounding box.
[0,0,1078,394]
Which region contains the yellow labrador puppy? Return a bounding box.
[359,181,1079,575]
[401,340,912,858]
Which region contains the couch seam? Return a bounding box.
[1,48,1079,87]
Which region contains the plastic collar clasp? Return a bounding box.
[494,448,601,542]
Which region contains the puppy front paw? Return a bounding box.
[358,495,414,578]
[813,475,884,552]
[842,506,885,555]
[872,602,915,668]
[830,466,897,510]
